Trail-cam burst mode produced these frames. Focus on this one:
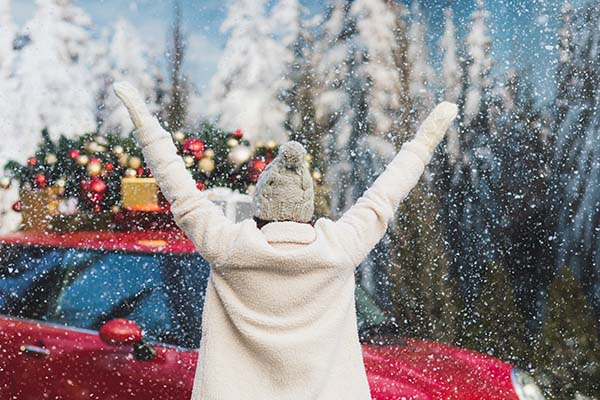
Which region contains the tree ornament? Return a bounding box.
[128,156,142,170]
[137,168,145,176]
[198,157,215,174]
[247,158,267,183]
[86,141,107,153]
[312,170,322,182]
[196,181,205,191]
[266,140,277,149]
[204,149,215,158]
[233,129,243,139]
[44,153,58,166]
[90,177,107,193]
[76,155,89,166]
[112,145,124,156]
[183,138,205,156]
[12,200,21,212]
[104,162,114,172]
[226,138,239,148]
[112,205,121,214]
[87,159,102,176]
[183,155,195,168]
[305,154,313,162]
[56,178,66,188]
[119,153,129,167]
[173,131,185,142]
[69,149,81,160]
[27,157,37,166]
[0,177,11,189]
[125,168,138,177]
[228,145,252,166]
[34,174,47,188]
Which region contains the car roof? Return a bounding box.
[0,230,197,254]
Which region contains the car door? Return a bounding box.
[10,247,199,399]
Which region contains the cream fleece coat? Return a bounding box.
[114,82,457,400]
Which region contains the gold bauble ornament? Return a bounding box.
[173,131,185,142]
[125,168,138,177]
[0,176,11,189]
[198,157,215,174]
[312,170,322,182]
[56,178,66,188]
[119,153,129,167]
[87,161,102,177]
[305,154,313,162]
[183,155,195,168]
[86,141,107,153]
[128,156,142,170]
[76,155,89,166]
[112,205,121,214]
[226,138,239,148]
[204,149,215,158]
[45,153,58,166]
[112,145,124,156]
[228,145,252,166]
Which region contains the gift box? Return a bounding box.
[20,187,61,231]
[121,177,166,211]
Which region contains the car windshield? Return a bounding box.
[0,244,386,349]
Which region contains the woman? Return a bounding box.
[114,81,457,400]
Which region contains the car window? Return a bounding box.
[0,244,66,320]
[50,249,209,349]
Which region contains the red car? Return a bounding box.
[0,229,544,399]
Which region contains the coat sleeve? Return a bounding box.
[113,82,237,264]
[333,102,458,266]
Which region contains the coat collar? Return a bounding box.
[260,221,316,244]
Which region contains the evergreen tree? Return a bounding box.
[407,1,434,124]
[439,5,462,164]
[351,0,410,143]
[495,72,555,335]
[534,268,600,399]
[437,0,500,313]
[205,0,290,141]
[0,0,14,73]
[165,2,188,132]
[9,0,98,148]
[97,18,161,135]
[553,1,600,320]
[462,262,529,366]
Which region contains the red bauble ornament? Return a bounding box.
[234,129,243,139]
[27,157,37,166]
[34,174,47,188]
[196,181,205,191]
[247,157,267,183]
[12,200,21,212]
[183,138,205,156]
[104,162,114,172]
[137,168,145,176]
[90,177,107,193]
[69,149,80,159]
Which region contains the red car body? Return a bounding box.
[0,230,519,400]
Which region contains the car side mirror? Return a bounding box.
[100,319,142,346]
[99,319,156,361]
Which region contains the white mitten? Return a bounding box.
[413,101,459,154]
[114,81,166,147]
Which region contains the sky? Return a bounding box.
[9,0,578,103]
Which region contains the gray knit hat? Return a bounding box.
[253,141,315,223]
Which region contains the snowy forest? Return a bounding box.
[1,0,600,398]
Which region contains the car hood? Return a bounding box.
[362,339,518,400]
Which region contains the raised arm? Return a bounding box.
[113,81,236,263]
[334,102,458,265]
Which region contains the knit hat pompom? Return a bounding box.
[253,141,315,223]
[279,141,306,170]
